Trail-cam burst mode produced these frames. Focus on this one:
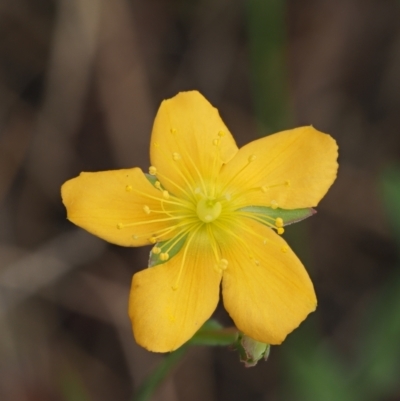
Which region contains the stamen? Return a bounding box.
[136,218,197,243]
[261,180,291,191]
[162,190,170,199]
[218,258,228,270]
[172,225,201,291]
[206,225,227,274]
[152,246,161,254]
[277,227,285,235]
[213,221,255,261]
[154,170,196,202]
[161,225,193,254]
[219,154,258,194]
[149,236,157,244]
[149,166,157,175]
[155,181,162,189]
[160,252,169,261]
[235,211,279,230]
[116,215,189,230]
[275,217,284,228]
[143,205,151,214]
[270,200,278,209]
[163,129,208,195]
[217,215,284,250]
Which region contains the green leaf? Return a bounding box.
[239,205,315,226]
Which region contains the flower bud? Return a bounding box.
[234,333,270,367]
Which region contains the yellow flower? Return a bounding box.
[61,91,338,353]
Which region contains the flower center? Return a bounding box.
[196,198,222,223]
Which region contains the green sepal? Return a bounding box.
[238,205,315,226]
[148,234,187,267]
[145,173,161,187]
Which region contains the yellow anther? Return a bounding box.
[162,190,170,199]
[270,200,278,209]
[281,246,289,253]
[155,181,161,189]
[213,138,220,146]
[275,217,284,228]
[218,130,225,137]
[248,154,257,162]
[170,128,177,135]
[160,252,169,261]
[149,166,157,175]
[152,246,161,254]
[277,227,285,235]
[172,152,181,161]
[125,185,133,192]
[143,205,151,214]
[216,259,229,273]
[117,223,123,229]
[149,236,157,244]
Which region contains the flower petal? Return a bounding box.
[220,126,338,209]
[129,227,222,352]
[61,168,175,246]
[150,91,238,197]
[221,219,316,344]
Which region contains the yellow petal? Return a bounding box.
[150,91,238,197]
[61,168,175,246]
[221,219,316,344]
[129,227,221,352]
[220,126,338,209]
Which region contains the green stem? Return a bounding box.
[132,345,188,401]
[246,0,290,134]
[131,324,238,401]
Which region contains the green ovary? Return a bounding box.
[196,198,222,223]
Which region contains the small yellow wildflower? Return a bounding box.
[61,91,338,352]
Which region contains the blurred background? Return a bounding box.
[1,0,400,400]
